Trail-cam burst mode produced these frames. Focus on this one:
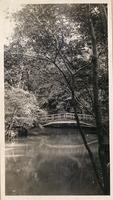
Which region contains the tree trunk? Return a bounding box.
[89,12,110,194]
[71,85,104,192]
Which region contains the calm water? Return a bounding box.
[5,127,102,195]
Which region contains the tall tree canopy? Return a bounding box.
[5,4,108,115]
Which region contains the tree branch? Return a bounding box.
[73,62,91,77]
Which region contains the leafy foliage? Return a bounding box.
[5,4,108,117]
[5,82,46,129]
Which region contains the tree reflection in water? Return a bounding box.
[5,128,102,195]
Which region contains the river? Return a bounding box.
[5,127,102,195]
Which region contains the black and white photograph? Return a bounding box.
[1,1,112,197]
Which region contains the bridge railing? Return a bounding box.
[39,113,95,124]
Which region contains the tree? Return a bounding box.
[88,5,109,194]
[65,4,109,193]
[5,82,46,134]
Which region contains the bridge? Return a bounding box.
[39,113,95,128]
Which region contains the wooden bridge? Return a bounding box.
[39,113,95,127]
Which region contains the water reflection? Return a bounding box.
[5,128,102,195]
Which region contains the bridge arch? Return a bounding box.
[39,113,95,126]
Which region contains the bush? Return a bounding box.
[5,82,46,131]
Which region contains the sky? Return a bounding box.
[0,1,23,45]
